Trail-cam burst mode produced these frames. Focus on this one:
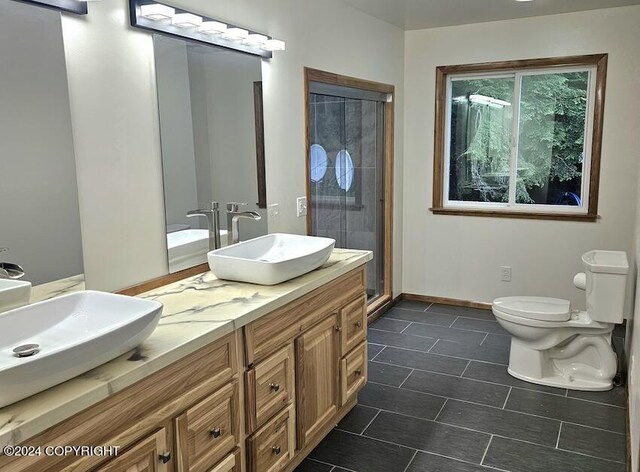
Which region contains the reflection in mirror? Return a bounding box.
[0,1,84,287]
[153,35,268,273]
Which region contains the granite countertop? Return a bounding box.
[0,248,372,448]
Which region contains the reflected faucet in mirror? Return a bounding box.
[226,203,262,245]
[186,202,222,251]
[0,248,26,279]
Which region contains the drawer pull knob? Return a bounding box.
[210,427,222,438]
[354,369,362,376]
[272,446,281,455]
[269,383,280,392]
[159,451,171,464]
[335,326,342,332]
[355,321,362,328]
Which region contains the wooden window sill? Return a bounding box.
[430,207,599,222]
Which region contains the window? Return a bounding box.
[432,55,607,221]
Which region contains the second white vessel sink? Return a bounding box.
[0,291,162,408]
[0,279,32,314]
[208,233,335,285]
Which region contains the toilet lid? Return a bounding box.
[493,296,571,322]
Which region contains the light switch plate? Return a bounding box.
[296,197,307,217]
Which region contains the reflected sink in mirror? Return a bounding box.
[208,233,335,285]
[0,279,32,314]
[167,229,229,272]
[0,291,162,407]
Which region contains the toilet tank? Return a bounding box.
[581,250,629,323]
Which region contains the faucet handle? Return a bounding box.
[226,202,248,212]
[210,202,219,211]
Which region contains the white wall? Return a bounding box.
[403,6,640,311]
[61,0,404,293]
[0,1,83,285]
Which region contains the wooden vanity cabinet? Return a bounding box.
[295,314,340,449]
[1,266,368,472]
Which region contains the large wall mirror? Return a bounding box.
[153,35,268,273]
[0,0,84,287]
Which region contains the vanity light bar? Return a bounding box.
[14,0,88,15]
[130,0,286,59]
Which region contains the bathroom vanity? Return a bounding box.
[0,249,371,472]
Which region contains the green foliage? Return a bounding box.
[451,72,588,203]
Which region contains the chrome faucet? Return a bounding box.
[226,202,262,245]
[186,202,222,251]
[0,248,25,279]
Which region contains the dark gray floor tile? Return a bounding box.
[337,404,379,434]
[375,346,469,375]
[310,429,415,472]
[613,323,626,338]
[368,361,412,387]
[558,422,627,463]
[462,361,567,395]
[567,386,626,407]
[430,340,509,365]
[484,436,626,472]
[368,330,436,352]
[481,333,511,350]
[365,411,491,464]
[407,452,492,472]
[404,323,486,344]
[395,300,431,312]
[294,459,334,472]
[368,343,385,360]
[403,370,509,408]
[451,317,508,335]
[506,388,626,433]
[359,382,446,420]
[438,399,560,447]
[386,308,457,327]
[370,317,411,333]
[426,303,494,321]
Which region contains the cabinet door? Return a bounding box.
[295,314,340,449]
[94,428,170,472]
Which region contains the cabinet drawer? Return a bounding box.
[247,405,295,472]
[341,342,367,406]
[94,428,169,472]
[175,381,240,472]
[210,449,241,472]
[247,344,295,432]
[340,295,367,356]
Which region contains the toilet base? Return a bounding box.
[507,335,617,392]
[507,367,613,391]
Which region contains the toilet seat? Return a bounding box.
[493,296,571,322]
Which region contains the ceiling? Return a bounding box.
[338,0,640,30]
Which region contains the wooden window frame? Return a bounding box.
[303,67,395,315]
[432,54,608,222]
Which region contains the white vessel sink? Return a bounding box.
[0,291,162,407]
[167,229,229,272]
[0,279,32,314]
[208,233,335,285]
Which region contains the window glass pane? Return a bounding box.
[516,71,589,206]
[448,77,515,203]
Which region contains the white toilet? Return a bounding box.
[492,250,628,391]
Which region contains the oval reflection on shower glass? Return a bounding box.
[310,144,328,182]
[335,149,354,191]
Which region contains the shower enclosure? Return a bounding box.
[306,77,390,303]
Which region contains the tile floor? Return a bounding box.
[295,301,628,472]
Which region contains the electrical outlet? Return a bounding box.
[501,266,512,282]
[268,203,279,218]
[296,197,307,217]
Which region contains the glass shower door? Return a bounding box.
[308,88,386,302]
